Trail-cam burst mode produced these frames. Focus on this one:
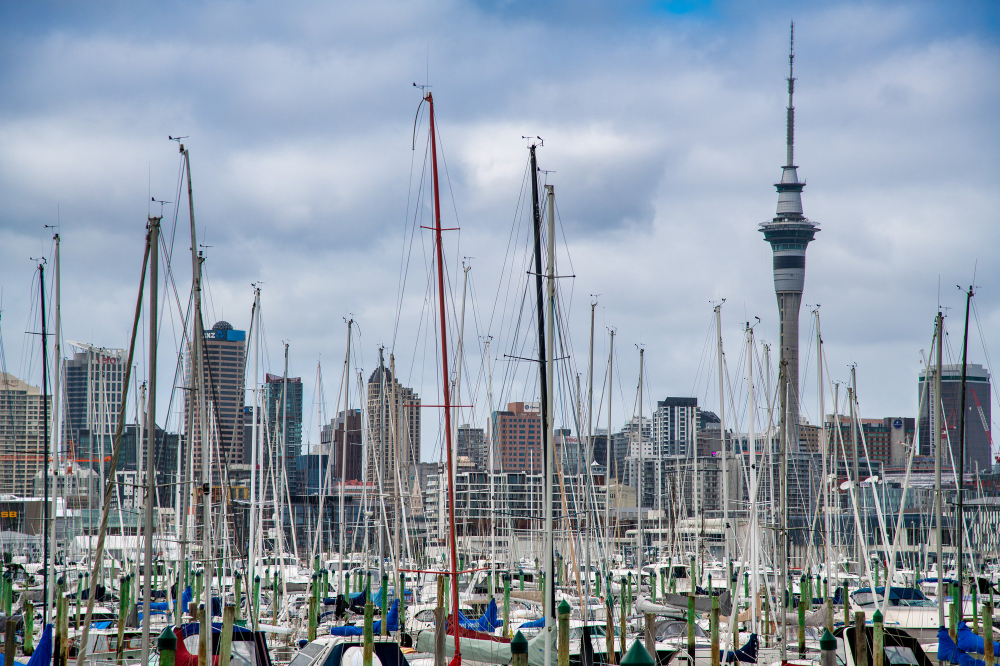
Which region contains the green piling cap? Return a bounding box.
[158,626,177,651]
[820,629,836,651]
[873,609,883,623]
[511,631,528,654]
[621,640,655,666]
[558,599,570,615]
[254,575,260,581]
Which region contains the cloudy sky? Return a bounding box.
[0,0,997,462]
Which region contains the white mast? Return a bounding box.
[543,184,556,666]
[636,347,645,571]
[49,232,61,617]
[746,324,758,635]
[815,309,830,589]
[248,286,261,616]
[605,330,615,569]
[485,337,496,570]
[714,303,729,566]
[934,312,944,627]
[339,319,353,597]
[585,300,596,603]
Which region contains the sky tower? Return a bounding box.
[760,23,818,449]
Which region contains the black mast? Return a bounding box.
[528,143,554,613]
[39,262,50,626]
[956,285,973,600]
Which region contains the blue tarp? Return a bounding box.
[179,622,257,638]
[458,599,499,631]
[330,599,400,636]
[939,627,986,666]
[724,633,758,664]
[517,616,545,629]
[854,587,931,602]
[25,624,52,666]
[181,586,193,611]
[956,622,1000,656]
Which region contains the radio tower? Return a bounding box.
[759,22,818,451]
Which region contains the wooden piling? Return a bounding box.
[220,605,236,666]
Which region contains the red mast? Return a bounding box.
[425,92,462,666]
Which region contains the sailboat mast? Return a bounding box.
[249,286,261,616]
[180,142,211,666]
[636,348,644,572]
[40,261,51,625]
[605,330,614,569]
[140,215,160,666]
[816,310,830,587]
[746,324,758,635]
[544,184,557,663]
[934,312,944,627]
[585,301,596,604]
[50,233,61,618]
[424,92,462,664]
[339,319,352,597]
[956,286,973,602]
[714,304,729,566]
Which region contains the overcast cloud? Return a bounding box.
[0,0,997,462]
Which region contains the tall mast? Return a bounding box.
[815,309,830,587]
[50,233,61,618]
[934,312,944,627]
[745,324,758,635]
[585,300,596,605]
[850,368,859,573]
[485,337,496,572]
[180,142,211,666]
[605,330,615,570]
[714,304,729,565]
[544,184,557,666]
[140,215,160,666]
[39,261,51,625]
[956,287,973,602]
[248,286,260,620]
[424,92,462,665]
[339,319,353,597]
[636,347,644,572]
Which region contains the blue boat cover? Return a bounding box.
[330,599,399,636]
[458,599,499,631]
[939,627,986,666]
[854,587,930,602]
[26,624,52,666]
[956,622,1000,656]
[724,633,758,663]
[518,616,545,629]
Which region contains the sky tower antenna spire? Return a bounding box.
[787,21,795,167]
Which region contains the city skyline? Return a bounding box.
[0,1,996,467]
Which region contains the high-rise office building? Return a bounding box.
[366,353,421,498]
[759,29,819,452]
[457,424,486,468]
[652,397,697,457]
[264,372,303,462]
[0,373,51,496]
[321,409,363,482]
[918,363,992,470]
[187,321,246,476]
[492,402,542,473]
[63,343,126,463]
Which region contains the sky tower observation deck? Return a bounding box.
[759,24,819,448]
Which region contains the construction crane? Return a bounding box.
[969,386,995,461]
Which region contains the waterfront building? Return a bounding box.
[187,321,247,473]
[63,343,126,466]
[0,373,51,496]
[366,352,421,500]
[492,401,542,473]
[917,363,992,470]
